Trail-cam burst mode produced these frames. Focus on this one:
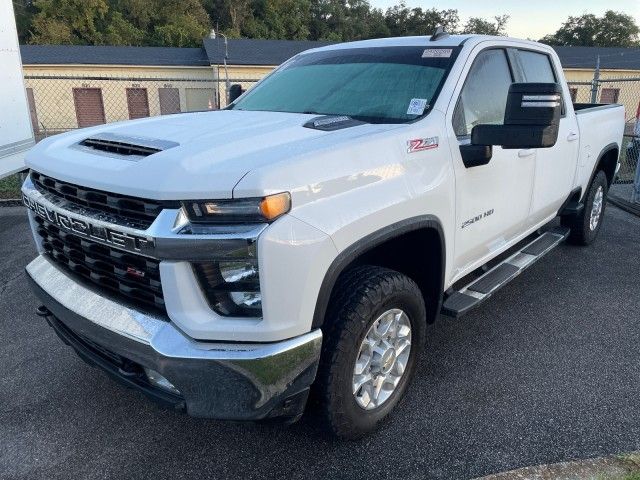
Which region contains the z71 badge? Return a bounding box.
[407,137,439,153]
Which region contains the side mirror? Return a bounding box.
[471,83,562,149]
[228,84,244,103]
[460,144,493,168]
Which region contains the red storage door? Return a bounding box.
[126,88,150,119]
[73,88,106,128]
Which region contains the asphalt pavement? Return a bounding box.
[1,205,639,480]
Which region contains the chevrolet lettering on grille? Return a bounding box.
[23,194,155,253]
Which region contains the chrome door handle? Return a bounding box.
[518,149,535,158]
[567,132,579,142]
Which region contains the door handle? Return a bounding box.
[567,132,579,142]
[518,149,535,158]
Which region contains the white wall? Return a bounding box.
[0,0,34,178]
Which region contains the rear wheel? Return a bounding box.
[314,266,426,439]
[562,170,608,246]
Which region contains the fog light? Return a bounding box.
[144,368,181,395]
[230,291,262,310]
[219,261,258,283]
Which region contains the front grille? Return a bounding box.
[35,215,166,314]
[31,171,179,229]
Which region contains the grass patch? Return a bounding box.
[0,174,22,200]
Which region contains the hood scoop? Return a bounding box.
[78,132,179,158]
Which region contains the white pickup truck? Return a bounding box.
[22,32,624,438]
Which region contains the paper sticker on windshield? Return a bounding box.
[422,48,452,58]
[407,98,428,116]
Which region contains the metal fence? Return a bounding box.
[23,73,264,142]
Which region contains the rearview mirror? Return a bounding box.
[471,83,562,149]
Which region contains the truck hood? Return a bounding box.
[26,110,393,200]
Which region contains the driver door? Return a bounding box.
[448,48,536,279]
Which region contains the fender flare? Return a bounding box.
[582,142,620,200]
[311,215,446,329]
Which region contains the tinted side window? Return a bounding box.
[519,50,556,82]
[453,49,513,137]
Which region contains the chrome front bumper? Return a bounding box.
[26,255,322,420]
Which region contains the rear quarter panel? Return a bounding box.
[574,105,625,192]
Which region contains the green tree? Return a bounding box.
[12,1,37,44]
[245,0,311,40]
[30,0,109,44]
[540,10,640,47]
[384,2,459,37]
[462,15,509,36]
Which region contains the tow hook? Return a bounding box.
[36,305,51,317]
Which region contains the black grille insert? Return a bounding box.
[35,215,166,314]
[31,171,178,229]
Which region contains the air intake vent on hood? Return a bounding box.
[78,133,179,158]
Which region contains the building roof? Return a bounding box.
[553,46,640,70]
[19,41,640,71]
[203,38,334,66]
[20,45,210,67]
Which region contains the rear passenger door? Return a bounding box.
[448,48,536,276]
[515,49,579,222]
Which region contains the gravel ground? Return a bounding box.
[1,205,639,480]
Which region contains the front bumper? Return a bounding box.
[26,255,322,420]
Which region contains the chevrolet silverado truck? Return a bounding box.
[22,32,625,438]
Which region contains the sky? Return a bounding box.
[369,0,640,40]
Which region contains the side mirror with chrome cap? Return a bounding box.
[472,83,562,149]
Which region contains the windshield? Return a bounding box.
[229,46,458,124]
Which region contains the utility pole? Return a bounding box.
[209,28,231,107]
[590,55,600,104]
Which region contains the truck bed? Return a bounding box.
[573,103,620,113]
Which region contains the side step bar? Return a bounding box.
[441,226,570,318]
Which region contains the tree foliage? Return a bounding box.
[14,0,636,48]
[540,10,640,47]
[462,15,509,36]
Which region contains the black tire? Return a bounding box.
[314,265,427,439]
[562,170,609,246]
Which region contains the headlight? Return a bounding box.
[182,192,291,224]
[184,194,290,317]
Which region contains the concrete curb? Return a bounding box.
[609,195,640,217]
[0,199,23,208]
[476,452,640,480]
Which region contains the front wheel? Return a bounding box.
[314,266,426,439]
[562,170,609,245]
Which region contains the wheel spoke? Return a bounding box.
[353,372,373,395]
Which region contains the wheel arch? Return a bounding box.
[586,142,620,195]
[311,216,446,329]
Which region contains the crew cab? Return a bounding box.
[22,32,625,438]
